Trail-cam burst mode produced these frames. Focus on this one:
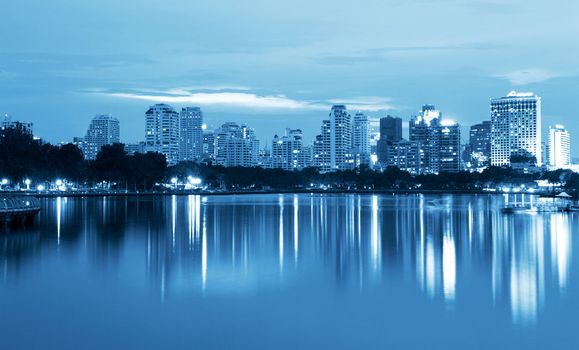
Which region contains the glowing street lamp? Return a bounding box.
[24,178,31,190]
[170,177,178,189]
[37,184,45,191]
[1,178,8,186]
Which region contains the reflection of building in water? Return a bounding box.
[0,194,574,327]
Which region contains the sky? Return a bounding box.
[1,0,579,152]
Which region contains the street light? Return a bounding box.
[24,178,31,190]
[170,177,178,189]
[1,178,8,185]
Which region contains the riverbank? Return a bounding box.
[0,188,509,198]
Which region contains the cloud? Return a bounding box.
[494,68,558,85]
[92,88,396,112]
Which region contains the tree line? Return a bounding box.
[1,124,578,194]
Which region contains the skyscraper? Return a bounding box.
[1,114,34,134]
[352,112,370,155]
[83,114,120,160]
[329,105,352,170]
[145,104,180,165]
[313,119,331,172]
[272,128,304,171]
[490,91,542,167]
[408,105,461,173]
[214,122,259,167]
[469,121,491,168]
[549,125,571,168]
[179,107,203,162]
[377,115,403,164]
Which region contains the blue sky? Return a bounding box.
[1,0,578,152]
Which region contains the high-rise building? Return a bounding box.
[352,112,370,155]
[145,104,180,165]
[313,119,331,172]
[549,125,571,168]
[490,91,542,167]
[83,114,120,160]
[377,116,403,164]
[179,107,203,162]
[469,121,491,168]
[329,105,352,170]
[202,131,215,160]
[272,128,305,171]
[408,105,461,173]
[214,122,259,167]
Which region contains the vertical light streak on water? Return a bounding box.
[551,215,572,291]
[537,215,545,312]
[443,232,456,302]
[417,195,425,292]
[491,209,504,304]
[279,195,284,272]
[468,203,474,254]
[293,195,299,264]
[426,234,435,299]
[510,219,538,326]
[171,195,176,249]
[357,196,363,289]
[56,196,61,245]
[371,195,380,273]
[195,195,201,243]
[202,204,207,292]
[188,195,194,248]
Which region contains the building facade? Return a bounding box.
[272,128,305,171]
[329,105,352,170]
[83,114,120,160]
[313,119,331,172]
[145,104,180,165]
[490,91,542,167]
[213,122,259,167]
[549,124,571,168]
[469,121,491,168]
[179,107,203,162]
[377,115,403,165]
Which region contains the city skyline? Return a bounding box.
[1,1,579,153]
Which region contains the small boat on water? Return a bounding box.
[0,196,41,228]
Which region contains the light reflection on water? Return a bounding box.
[0,193,576,348]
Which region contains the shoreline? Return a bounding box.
[0,188,514,198]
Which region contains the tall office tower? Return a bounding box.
[490,91,542,166]
[213,122,259,167]
[202,131,215,160]
[179,107,203,162]
[272,128,304,171]
[313,119,331,172]
[352,112,370,154]
[145,104,180,165]
[2,114,34,134]
[435,120,461,173]
[329,105,352,170]
[469,121,492,168]
[408,105,461,173]
[549,125,571,168]
[377,115,403,164]
[83,114,120,160]
[409,105,442,173]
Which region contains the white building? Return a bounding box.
[83,114,120,160]
[490,91,542,167]
[549,124,571,168]
[214,122,259,167]
[272,128,305,171]
[145,104,180,165]
[2,114,33,134]
[179,107,203,162]
[329,105,352,170]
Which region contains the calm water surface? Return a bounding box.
[0,194,577,349]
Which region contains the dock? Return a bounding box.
[0,196,41,229]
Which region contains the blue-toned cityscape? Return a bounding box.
[3,0,579,349]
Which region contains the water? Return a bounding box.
[0,194,576,349]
